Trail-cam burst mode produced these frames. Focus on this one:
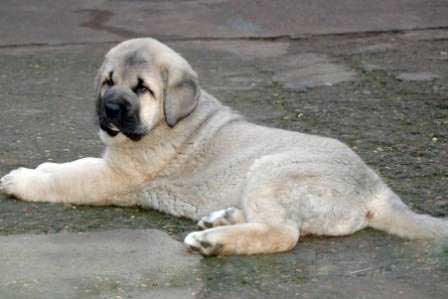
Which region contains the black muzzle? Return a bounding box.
[97,86,147,141]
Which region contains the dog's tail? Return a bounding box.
[367,188,448,239]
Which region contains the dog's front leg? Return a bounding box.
[0,158,135,205]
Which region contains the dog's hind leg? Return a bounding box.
[185,154,303,255]
[186,200,299,255]
[184,222,299,256]
[197,207,245,229]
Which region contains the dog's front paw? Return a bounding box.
[0,168,45,200]
[1,168,27,196]
[184,231,223,256]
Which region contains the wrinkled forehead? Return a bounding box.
[122,48,151,67]
[102,46,161,85]
[106,45,152,70]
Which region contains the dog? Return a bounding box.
[1,38,447,256]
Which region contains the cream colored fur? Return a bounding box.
[1,38,447,256]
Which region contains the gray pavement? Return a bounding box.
[1,1,448,298]
[0,230,201,299]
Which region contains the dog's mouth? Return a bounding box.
[99,119,120,137]
[96,86,149,142]
[98,115,147,141]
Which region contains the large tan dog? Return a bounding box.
[1,38,447,256]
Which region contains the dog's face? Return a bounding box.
[95,38,200,142]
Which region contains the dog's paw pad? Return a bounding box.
[184,231,222,256]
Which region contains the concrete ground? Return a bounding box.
[1,1,447,298]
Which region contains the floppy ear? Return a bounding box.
[163,68,200,128]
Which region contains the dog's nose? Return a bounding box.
[104,101,121,119]
[101,86,139,121]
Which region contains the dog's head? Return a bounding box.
[95,38,200,142]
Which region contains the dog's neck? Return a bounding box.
[103,90,243,180]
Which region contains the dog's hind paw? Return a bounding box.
[184,231,223,256]
[197,207,244,230]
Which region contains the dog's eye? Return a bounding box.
[133,79,154,97]
[135,85,152,95]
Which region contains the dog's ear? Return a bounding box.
[163,67,200,128]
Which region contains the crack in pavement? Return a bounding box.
[76,9,142,39]
[1,27,448,50]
